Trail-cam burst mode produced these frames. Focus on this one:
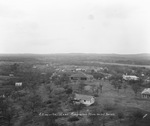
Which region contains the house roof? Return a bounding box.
[15,82,22,84]
[141,88,150,95]
[123,75,138,78]
[74,93,94,101]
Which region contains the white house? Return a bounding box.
[141,88,150,99]
[74,94,95,106]
[15,82,22,86]
[122,74,139,81]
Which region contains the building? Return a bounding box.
[9,74,14,77]
[70,72,94,81]
[141,88,150,99]
[122,74,139,81]
[73,94,95,106]
[15,82,22,86]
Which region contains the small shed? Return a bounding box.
[15,82,23,86]
[141,88,150,99]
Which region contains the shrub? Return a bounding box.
[129,110,144,126]
[68,116,79,122]
[117,111,124,122]
[103,102,116,111]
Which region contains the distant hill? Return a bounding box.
[0,53,150,65]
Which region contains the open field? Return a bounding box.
[86,61,150,69]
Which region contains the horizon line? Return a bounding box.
[0,52,150,55]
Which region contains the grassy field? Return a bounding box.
[93,80,150,111]
[85,61,150,69]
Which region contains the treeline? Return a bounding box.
[1,53,150,65]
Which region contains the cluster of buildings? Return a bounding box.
[122,74,150,99]
[50,71,96,106]
[47,65,97,106]
[53,65,107,74]
[34,63,150,104]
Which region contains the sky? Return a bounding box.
[0,0,150,54]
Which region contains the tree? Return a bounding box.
[103,102,116,111]
[10,63,19,73]
[78,80,86,93]
[98,81,103,93]
[60,73,70,84]
[89,106,102,125]
[131,84,141,97]
[123,83,128,93]
[68,116,79,126]
[65,88,73,96]
[92,72,104,80]
[130,110,143,126]
[51,87,67,102]
[109,74,122,82]
[72,103,85,114]
[91,86,95,94]
[111,80,122,93]
[1,87,14,98]
[0,98,18,126]
[101,111,107,126]
[117,83,122,93]
[68,116,79,122]
[46,84,53,95]
[95,88,99,96]
[111,80,118,90]
[99,84,103,93]
[47,88,67,112]
[117,111,124,122]
[20,93,43,114]
[53,78,61,86]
